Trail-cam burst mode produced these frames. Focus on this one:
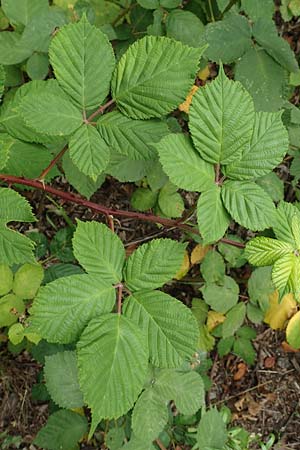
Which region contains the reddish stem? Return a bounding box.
[38,146,68,181]
[87,98,115,123]
[0,174,245,249]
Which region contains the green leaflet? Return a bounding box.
[77,314,148,435]
[204,13,252,64]
[69,124,110,180]
[29,274,115,343]
[107,151,153,182]
[166,10,205,48]
[124,238,186,291]
[222,303,246,338]
[272,253,300,296]
[0,188,36,264]
[245,237,294,266]
[13,263,44,299]
[97,110,169,160]
[157,134,215,192]
[44,351,84,409]
[252,19,298,73]
[197,408,227,450]
[241,0,274,21]
[154,370,205,415]
[0,32,32,65]
[111,35,202,119]
[2,0,49,26]
[123,291,199,367]
[49,16,115,111]
[273,202,300,246]
[73,220,125,283]
[235,47,288,112]
[201,275,239,314]
[189,65,254,165]
[256,172,284,202]
[197,185,231,243]
[26,53,49,80]
[224,111,289,180]
[34,410,88,450]
[19,80,82,136]
[62,152,105,199]
[132,388,168,443]
[221,180,275,231]
[0,133,14,170]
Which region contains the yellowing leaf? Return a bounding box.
[174,251,190,280]
[207,311,226,332]
[198,66,210,81]
[286,311,300,349]
[264,291,297,330]
[71,407,85,416]
[178,85,199,114]
[191,244,211,265]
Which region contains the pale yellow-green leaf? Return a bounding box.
[286,310,300,349]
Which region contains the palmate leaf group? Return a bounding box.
[29,221,201,437]
[157,65,289,243]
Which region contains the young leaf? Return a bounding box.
[124,238,186,291]
[272,253,300,296]
[157,134,215,192]
[49,16,115,111]
[224,111,289,180]
[201,250,225,283]
[286,311,300,349]
[123,290,199,367]
[204,13,252,64]
[154,370,205,415]
[34,410,88,450]
[273,202,300,246]
[245,237,294,266]
[201,275,239,314]
[132,388,168,443]
[197,185,231,243]
[111,35,201,119]
[222,303,246,338]
[235,47,288,112]
[29,274,115,343]
[197,408,227,450]
[252,19,298,73]
[19,80,82,136]
[0,264,13,296]
[73,220,125,283]
[0,294,25,327]
[2,0,49,26]
[77,314,148,434]
[221,180,275,230]
[0,188,36,265]
[189,66,255,165]
[97,110,169,160]
[69,124,110,180]
[13,263,44,299]
[44,351,84,409]
[233,338,256,365]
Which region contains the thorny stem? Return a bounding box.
[0,173,245,249]
[38,146,68,181]
[87,98,115,123]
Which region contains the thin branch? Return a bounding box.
[112,2,137,26]
[116,283,123,314]
[218,0,239,18]
[38,146,68,181]
[0,173,245,249]
[87,98,115,123]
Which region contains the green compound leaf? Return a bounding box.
[29,274,115,343]
[69,124,110,180]
[204,13,252,64]
[97,110,169,160]
[2,0,49,26]
[157,134,215,192]
[201,275,239,314]
[34,410,88,450]
[73,220,125,283]
[123,290,199,367]
[245,237,294,266]
[112,35,201,119]
[124,238,186,291]
[189,65,254,165]
[235,47,288,112]
[19,80,82,136]
[44,351,84,409]
[225,111,289,180]
[273,202,300,246]
[0,188,36,265]
[132,388,168,443]
[253,19,298,73]
[197,185,231,244]
[197,408,227,450]
[49,15,115,111]
[221,180,275,231]
[154,369,205,415]
[77,314,148,434]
